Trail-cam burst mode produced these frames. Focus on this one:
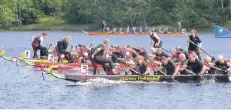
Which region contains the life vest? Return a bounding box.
[32,36,41,48]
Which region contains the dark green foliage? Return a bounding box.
[0,0,231,29]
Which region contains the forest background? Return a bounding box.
[1,0,231,31]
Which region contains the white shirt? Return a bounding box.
[153,32,160,40]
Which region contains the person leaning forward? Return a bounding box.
[56,36,74,63]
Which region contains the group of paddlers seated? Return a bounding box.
[101,26,186,34]
[31,33,231,77]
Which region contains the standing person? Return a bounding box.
[188,29,202,59]
[126,26,130,34]
[150,32,162,48]
[56,36,73,63]
[102,20,107,32]
[31,32,48,58]
[132,27,136,34]
[91,39,118,75]
[178,21,181,32]
[152,27,155,32]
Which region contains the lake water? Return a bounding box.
[0,31,231,109]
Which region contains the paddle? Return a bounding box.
[41,71,46,81]
[184,68,205,82]
[184,68,197,76]
[209,65,226,81]
[188,39,214,59]
[158,69,179,83]
[81,30,88,34]
[161,47,172,54]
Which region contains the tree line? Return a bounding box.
[1,0,231,29]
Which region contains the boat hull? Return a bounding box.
[50,72,231,83]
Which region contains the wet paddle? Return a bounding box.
[188,39,214,59]
[81,30,88,34]
[158,70,179,83]
[209,65,226,81]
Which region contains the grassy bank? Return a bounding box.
[9,23,89,31]
[8,16,89,31]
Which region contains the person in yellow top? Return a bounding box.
[56,36,73,63]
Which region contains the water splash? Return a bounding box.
[74,78,174,87]
[75,78,124,87]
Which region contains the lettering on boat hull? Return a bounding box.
[120,76,160,81]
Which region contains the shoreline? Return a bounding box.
[0,23,217,32]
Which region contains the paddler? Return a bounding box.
[91,39,118,75]
[119,28,123,33]
[31,32,48,58]
[214,55,231,74]
[176,53,189,75]
[171,46,188,60]
[188,29,202,59]
[150,32,162,48]
[111,46,126,63]
[132,27,136,34]
[160,56,178,77]
[125,46,148,61]
[152,27,155,32]
[178,21,181,31]
[144,26,149,33]
[102,20,107,32]
[56,36,74,63]
[187,52,203,75]
[136,56,150,75]
[139,27,143,34]
[154,48,170,61]
[127,55,150,75]
[126,26,130,34]
[199,56,216,74]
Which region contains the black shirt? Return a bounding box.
[112,51,126,63]
[94,44,105,56]
[187,59,203,74]
[57,40,68,53]
[163,60,177,75]
[137,62,148,75]
[188,35,202,51]
[215,61,229,70]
